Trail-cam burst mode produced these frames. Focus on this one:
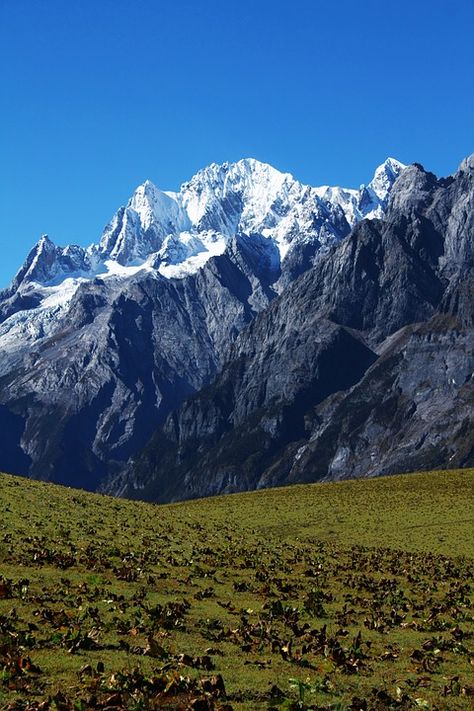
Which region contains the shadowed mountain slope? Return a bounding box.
[122,157,474,502]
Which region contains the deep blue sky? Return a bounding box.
[1,0,473,287]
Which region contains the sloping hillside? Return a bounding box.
[1,469,473,709]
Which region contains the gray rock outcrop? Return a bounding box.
[123,157,474,501]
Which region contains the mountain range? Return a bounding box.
[1,154,473,501]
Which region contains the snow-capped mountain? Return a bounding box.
[0,157,405,354]
[124,156,474,503]
[314,157,405,224]
[6,157,405,293]
[99,157,406,269]
[1,152,472,503]
[0,155,406,491]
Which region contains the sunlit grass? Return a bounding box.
[0,469,473,709]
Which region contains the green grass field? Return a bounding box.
[0,469,473,710]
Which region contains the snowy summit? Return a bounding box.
[0,157,406,350]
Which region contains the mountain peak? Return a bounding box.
[234,156,292,177]
[131,179,171,201]
[378,156,406,171]
[187,157,294,190]
[371,157,406,183]
[366,157,407,208]
[38,233,54,247]
[9,156,408,291]
[128,179,180,225]
[458,154,474,173]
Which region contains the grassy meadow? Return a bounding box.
[0,469,473,710]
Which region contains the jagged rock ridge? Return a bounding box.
[0,157,404,488]
[122,156,474,502]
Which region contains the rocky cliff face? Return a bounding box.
[0,245,279,488]
[122,157,474,502]
[0,158,403,489]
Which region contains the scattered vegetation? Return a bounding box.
[0,469,473,710]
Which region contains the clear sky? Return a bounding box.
[1,0,473,287]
